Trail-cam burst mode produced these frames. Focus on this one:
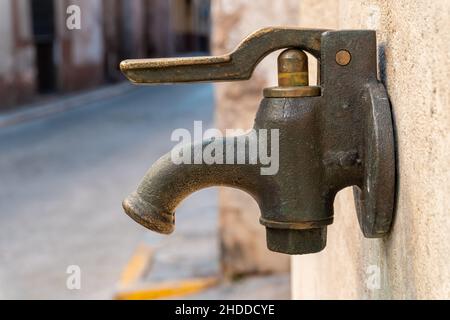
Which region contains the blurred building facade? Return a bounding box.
[0,0,211,110]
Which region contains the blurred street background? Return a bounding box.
[0,83,218,299]
[0,0,290,299]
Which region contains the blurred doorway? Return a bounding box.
[30,0,56,93]
[171,0,211,54]
[103,0,211,82]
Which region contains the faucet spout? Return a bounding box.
[123,95,338,255]
[123,134,278,235]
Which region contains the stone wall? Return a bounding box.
[293,0,450,299]
[211,0,302,277]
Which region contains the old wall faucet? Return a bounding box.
[120,28,396,255]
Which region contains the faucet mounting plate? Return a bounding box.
[353,82,396,238]
[320,31,396,238]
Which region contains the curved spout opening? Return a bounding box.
[123,191,175,235]
[122,134,279,235]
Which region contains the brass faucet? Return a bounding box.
[120,28,396,255]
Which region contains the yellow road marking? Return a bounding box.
[114,277,219,300]
[118,243,154,289]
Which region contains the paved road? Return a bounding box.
[0,84,217,299]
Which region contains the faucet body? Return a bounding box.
[124,95,333,254]
[121,28,396,255]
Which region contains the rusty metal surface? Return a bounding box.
[120,28,396,255]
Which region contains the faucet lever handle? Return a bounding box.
[120,27,326,84]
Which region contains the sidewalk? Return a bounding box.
[0,83,216,299]
[0,82,134,128]
[114,188,291,300]
[0,82,290,299]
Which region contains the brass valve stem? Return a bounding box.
[278,49,309,87]
[264,48,321,98]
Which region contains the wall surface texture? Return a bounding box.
[293,0,450,299]
[211,0,303,277]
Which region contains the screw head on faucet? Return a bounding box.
[335,49,352,66]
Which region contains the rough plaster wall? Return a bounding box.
[212,0,301,277]
[293,0,450,299]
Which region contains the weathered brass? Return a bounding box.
[120,28,396,255]
[263,86,321,98]
[120,27,325,84]
[278,49,309,86]
[264,48,321,98]
[336,49,352,66]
